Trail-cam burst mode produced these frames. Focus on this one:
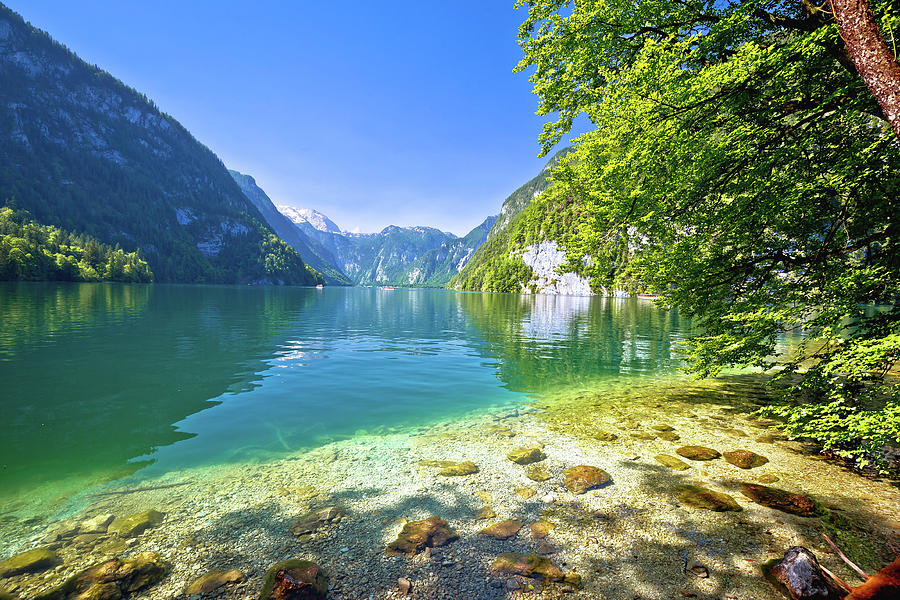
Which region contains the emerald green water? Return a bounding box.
[0,283,690,513]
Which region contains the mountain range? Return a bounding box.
[0,2,579,294]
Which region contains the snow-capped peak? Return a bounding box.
[277,205,342,233]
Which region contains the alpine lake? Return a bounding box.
[1,283,898,600]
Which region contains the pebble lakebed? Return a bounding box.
[2,376,899,600]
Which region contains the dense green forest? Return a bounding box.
[0,207,152,282]
[515,0,900,469]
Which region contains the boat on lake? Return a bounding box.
[379,286,395,290]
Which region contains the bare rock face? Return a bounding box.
[386,517,458,555]
[766,547,845,600]
[259,560,327,600]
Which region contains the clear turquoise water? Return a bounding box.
[0,283,692,507]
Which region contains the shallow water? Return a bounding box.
[2,283,898,600]
[0,283,691,516]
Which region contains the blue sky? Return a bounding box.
[9,1,590,235]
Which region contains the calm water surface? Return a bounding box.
[0,283,692,512]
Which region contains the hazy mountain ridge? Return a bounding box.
[0,4,320,285]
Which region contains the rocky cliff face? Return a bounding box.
[0,5,318,284]
[521,241,593,296]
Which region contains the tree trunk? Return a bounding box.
[831,0,900,137]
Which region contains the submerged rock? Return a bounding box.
[438,461,478,476]
[652,424,675,432]
[386,517,458,555]
[79,514,115,535]
[479,520,523,540]
[594,432,619,442]
[475,506,497,520]
[740,484,817,516]
[766,547,845,600]
[723,450,769,469]
[417,460,457,468]
[516,487,536,499]
[289,506,345,537]
[676,446,721,461]
[491,553,580,587]
[530,520,556,539]
[562,465,611,494]
[658,432,681,441]
[259,560,327,600]
[185,569,244,595]
[757,474,780,484]
[34,552,167,600]
[0,548,58,578]
[676,485,742,511]
[525,466,551,482]
[630,432,657,440]
[107,510,164,538]
[655,454,690,471]
[507,447,546,465]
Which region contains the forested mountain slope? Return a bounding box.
[0,4,320,285]
[229,171,351,285]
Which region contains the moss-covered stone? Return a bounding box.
[259,560,327,600]
[185,570,244,596]
[723,450,769,469]
[386,517,458,555]
[657,432,681,441]
[740,484,817,517]
[515,486,537,499]
[0,548,58,578]
[107,510,164,538]
[525,465,551,482]
[757,473,779,484]
[676,485,742,512]
[507,447,546,465]
[475,506,497,520]
[652,424,675,432]
[655,454,690,471]
[479,520,523,540]
[562,465,611,494]
[676,446,721,461]
[438,461,478,476]
[34,552,167,600]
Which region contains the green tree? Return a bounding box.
[516,0,900,468]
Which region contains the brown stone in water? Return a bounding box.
[658,431,681,441]
[766,547,845,600]
[525,465,551,482]
[261,561,327,600]
[386,517,458,555]
[655,454,690,471]
[490,553,565,581]
[723,450,769,469]
[740,484,817,517]
[479,520,523,540]
[33,552,167,600]
[289,506,344,537]
[184,569,244,595]
[676,446,721,461]
[475,506,497,520]
[676,485,742,512]
[562,465,611,494]
[507,447,546,465]
[530,520,556,539]
[652,424,675,432]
